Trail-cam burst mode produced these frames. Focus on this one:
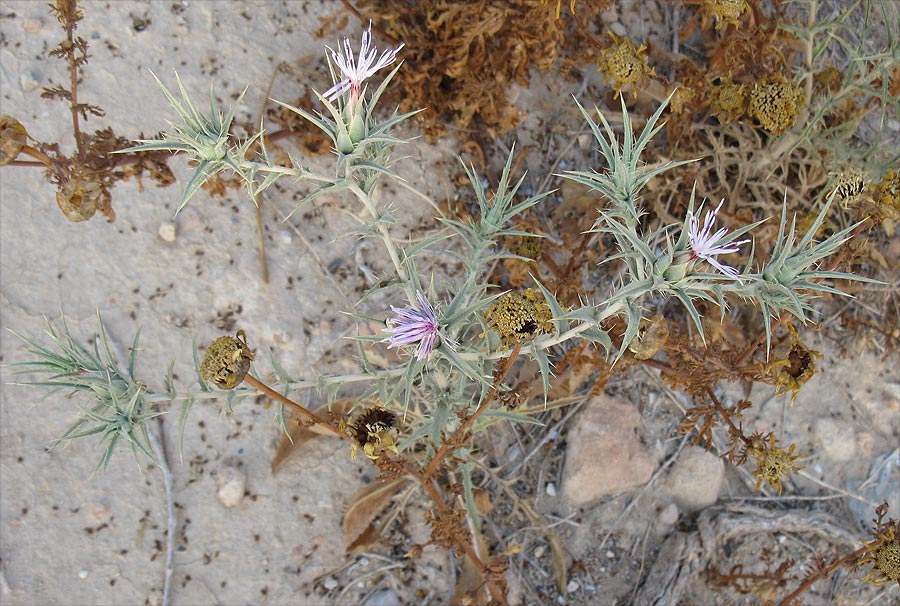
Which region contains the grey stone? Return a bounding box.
[562,395,655,505]
[216,466,246,508]
[666,446,724,512]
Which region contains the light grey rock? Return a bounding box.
[216,466,246,508]
[666,446,723,512]
[562,395,655,505]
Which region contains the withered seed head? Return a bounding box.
[349,407,399,460]
[0,115,28,165]
[598,33,654,95]
[485,289,554,344]
[749,433,804,494]
[200,330,253,390]
[748,75,805,136]
[859,507,900,586]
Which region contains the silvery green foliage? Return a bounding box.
[19,27,873,471]
[10,315,159,470]
[561,95,874,355]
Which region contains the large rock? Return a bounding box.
[562,395,655,505]
[666,446,724,511]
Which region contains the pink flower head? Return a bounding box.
[323,21,404,103]
[385,292,452,361]
[687,199,749,278]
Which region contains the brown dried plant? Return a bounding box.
[347,0,611,140]
[0,0,175,222]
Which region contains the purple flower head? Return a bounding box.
[323,21,404,103]
[687,199,749,278]
[384,292,452,361]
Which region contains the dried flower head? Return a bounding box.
[324,21,404,103]
[629,314,670,360]
[877,169,900,212]
[709,79,747,124]
[0,114,28,165]
[813,65,843,96]
[511,235,543,262]
[687,200,749,278]
[668,87,697,114]
[486,289,554,343]
[598,33,654,95]
[703,0,749,29]
[748,75,805,136]
[385,292,453,361]
[833,169,870,208]
[749,433,804,494]
[200,330,254,389]
[56,173,114,223]
[858,503,900,586]
[349,407,399,460]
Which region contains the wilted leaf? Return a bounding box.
[271,398,355,473]
[344,477,410,553]
[548,531,568,595]
[451,491,493,604]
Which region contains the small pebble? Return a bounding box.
[606,550,615,559]
[22,18,43,33]
[323,577,338,591]
[78,569,89,580]
[279,229,292,246]
[566,579,580,593]
[20,71,40,93]
[158,223,177,242]
[216,466,246,508]
[545,482,557,497]
[533,545,546,559]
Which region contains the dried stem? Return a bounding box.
[146,421,175,606]
[243,374,340,434]
[775,547,865,606]
[424,341,523,480]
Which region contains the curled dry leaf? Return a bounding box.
[344,477,410,554]
[271,398,355,473]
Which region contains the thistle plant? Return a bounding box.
[13,19,886,606]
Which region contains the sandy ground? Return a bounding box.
[1,2,898,606]
[1,2,454,604]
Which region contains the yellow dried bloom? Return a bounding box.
[349,407,399,460]
[200,330,254,389]
[769,338,820,404]
[486,289,554,344]
[749,433,804,494]
[877,170,900,212]
[832,169,870,208]
[598,33,654,95]
[56,176,112,223]
[858,504,900,586]
[511,235,543,261]
[703,0,749,29]
[668,87,697,114]
[748,75,805,136]
[813,66,843,96]
[0,115,28,165]
[709,80,747,124]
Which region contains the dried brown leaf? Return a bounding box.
[344,477,410,553]
[270,398,355,473]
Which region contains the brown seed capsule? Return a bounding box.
[0,115,28,165]
[349,407,398,460]
[200,330,254,390]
